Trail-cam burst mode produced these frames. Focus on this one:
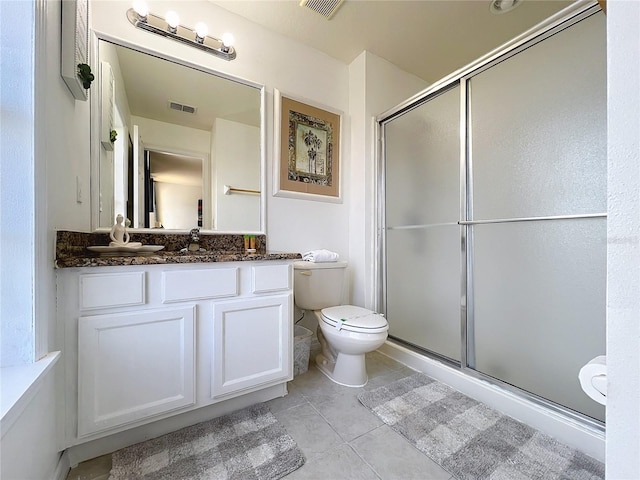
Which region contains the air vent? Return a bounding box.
[169,101,197,114]
[300,0,345,20]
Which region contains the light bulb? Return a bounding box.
[165,10,180,29]
[132,0,148,18]
[194,22,208,41]
[221,32,235,52]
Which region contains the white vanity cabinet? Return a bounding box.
[57,260,294,447]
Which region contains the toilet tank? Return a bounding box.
[293,261,347,311]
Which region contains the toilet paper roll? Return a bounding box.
[578,355,607,405]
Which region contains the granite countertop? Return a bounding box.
[55,230,301,268]
[55,250,302,268]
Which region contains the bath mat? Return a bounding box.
[109,403,305,480]
[358,373,604,480]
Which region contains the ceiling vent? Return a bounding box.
[300,0,345,20]
[169,101,197,114]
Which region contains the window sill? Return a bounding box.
[1,351,61,436]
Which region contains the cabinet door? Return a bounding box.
[212,294,292,398]
[78,306,196,437]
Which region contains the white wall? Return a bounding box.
[99,40,132,129]
[348,51,429,308]
[155,182,201,229]
[46,5,92,235]
[213,118,260,231]
[606,1,640,477]
[99,143,115,226]
[44,0,91,353]
[131,115,211,155]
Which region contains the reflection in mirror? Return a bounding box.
[96,38,263,232]
[148,150,204,230]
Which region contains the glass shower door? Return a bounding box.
[467,13,606,421]
[384,86,462,362]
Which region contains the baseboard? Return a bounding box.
[378,340,605,462]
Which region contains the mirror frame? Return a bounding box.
[89,31,267,234]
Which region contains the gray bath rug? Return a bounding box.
[109,403,305,480]
[358,373,604,480]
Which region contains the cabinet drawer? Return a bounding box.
[80,272,145,310]
[162,268,238,303]
[252,264,291,293]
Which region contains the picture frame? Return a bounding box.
[274,89,342,203]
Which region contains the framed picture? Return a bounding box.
[274,89,342,202]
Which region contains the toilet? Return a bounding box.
[293,261,389,387]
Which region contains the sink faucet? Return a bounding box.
[186,227,201,252]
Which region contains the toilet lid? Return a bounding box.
[321,305,388,333]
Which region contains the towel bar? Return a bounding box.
[223,185,261,195]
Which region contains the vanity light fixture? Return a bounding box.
[194,22,208,44]
[126,2,236,61]
[165,10,180,34]
[220,33,235,54]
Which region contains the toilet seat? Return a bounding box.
[320,305,388,334]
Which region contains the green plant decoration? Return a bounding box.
[77,63,94,89]
[110,130,117,143]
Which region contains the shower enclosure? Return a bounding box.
[379,4,606,425]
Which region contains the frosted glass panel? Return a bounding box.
[385,86,460,227]
[384,85,461,360]
[472,218,606,421]
[386,226,461,361]
[470,14,606,220]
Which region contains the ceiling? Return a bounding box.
[112,42,261,132]
[149,151,203,186]
[210,0,575,83]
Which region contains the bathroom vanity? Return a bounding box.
[55,232,300,459]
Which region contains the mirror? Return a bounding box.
[94,38,264,232]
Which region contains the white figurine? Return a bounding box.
[109,214,141,248]
[109,214,129,245]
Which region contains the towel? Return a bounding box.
[302,249,340,263]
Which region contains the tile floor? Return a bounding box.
[66,350,455,480]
